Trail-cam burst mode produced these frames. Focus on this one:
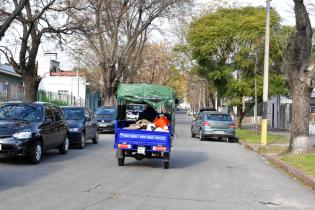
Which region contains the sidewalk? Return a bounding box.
[241,123,315,145]
[239,124,315,191]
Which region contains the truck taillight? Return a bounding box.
[229,123,236,128]
[203,122,211,127]
[118,144,131,149]
[152,146,167,151]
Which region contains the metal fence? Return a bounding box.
[37,90,77,106]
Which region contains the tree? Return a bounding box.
[0,0,29,41]
[187,6,289,127]
[0,0,78,101]
[69,0,189,105]
[283,0,314,154]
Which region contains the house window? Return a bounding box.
[9,84,20,100]
[0,82,8,100]
[310,106,315,113]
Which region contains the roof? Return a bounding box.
[2,101,51,106]
[60,106,85,109]
[0,64,21,78]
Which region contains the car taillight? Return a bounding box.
[202,122,211,127]
[118,144,131,149]
[152,146,167,151]
[229,123,236,128]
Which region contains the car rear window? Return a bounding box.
[127,105,144,112]
[207,114,232,121]
[62,108,84,120]
[95,108,116,115]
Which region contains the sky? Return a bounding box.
[2,0,315,72]
[195,0,315,26]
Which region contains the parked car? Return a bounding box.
[191,111,237,142]
[126,104,144,121]
[0,102,69,164]
[95,106,116,133]
[61,106,98,149]
[193,107,217,121]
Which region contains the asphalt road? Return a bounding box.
[1,114,315,210]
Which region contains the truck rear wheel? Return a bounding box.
[163,152,170,169]
[117,149,125,166]
[118,157,125,166]
[163,161,169,169]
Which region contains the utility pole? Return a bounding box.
[261,0,271,146]
[254,50,259,134]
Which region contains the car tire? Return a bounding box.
[199,129,204,141]
[163,161,169,169]
[92,132,99,144]
[163,152,170,169]
[78,132,86,149]
[118,157,125,166]
[59,136,69,154]
[191,127,196,138]
[228,137,238,143]
[28,141,42,164]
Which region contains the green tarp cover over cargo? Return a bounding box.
[116,84,174,109]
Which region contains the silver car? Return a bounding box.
[191,112,237,142]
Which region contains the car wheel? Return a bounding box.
[163,152,170,169]
[28,141,42,164]
[199,129,204,141]
[118,157,125,166]
[228,137,238,143]
[92,132,99,144]
[78,132,86,149]
[59,136,69,154]
[163,161,169,169]
[191,127,196,138]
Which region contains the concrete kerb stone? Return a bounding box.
[238,140,315,190]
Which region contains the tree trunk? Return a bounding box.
[288,83,313,153]
[283,0,314,153]
[23,75,39,102]
[102,86,115,106]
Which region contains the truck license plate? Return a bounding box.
[137,146,145,154]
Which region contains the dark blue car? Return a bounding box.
[61,106,99,149]
[95,106,116,133]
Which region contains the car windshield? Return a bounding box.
[95,107,116,118]
[127,105,144,112]
[0,104,41,121]
[207,114,232,121]
[62,108,84,120]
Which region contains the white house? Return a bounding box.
[38,58,87,106]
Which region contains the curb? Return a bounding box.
[239,140,315,190]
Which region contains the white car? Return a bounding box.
[126,111,139,120]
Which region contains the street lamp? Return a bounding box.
[261,0,271,146]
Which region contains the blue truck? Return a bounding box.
[114,84,175,169]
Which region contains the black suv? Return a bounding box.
[0,102,69,164]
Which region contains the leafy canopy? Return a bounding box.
[188,6,289,106]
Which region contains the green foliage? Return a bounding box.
[166,67,187,101]
[187,6,289,109]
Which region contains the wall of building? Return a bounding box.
[0,73,22,102]
[269,96,292,131]
[38,75,86,105]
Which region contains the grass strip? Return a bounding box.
[236,129,289,145]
